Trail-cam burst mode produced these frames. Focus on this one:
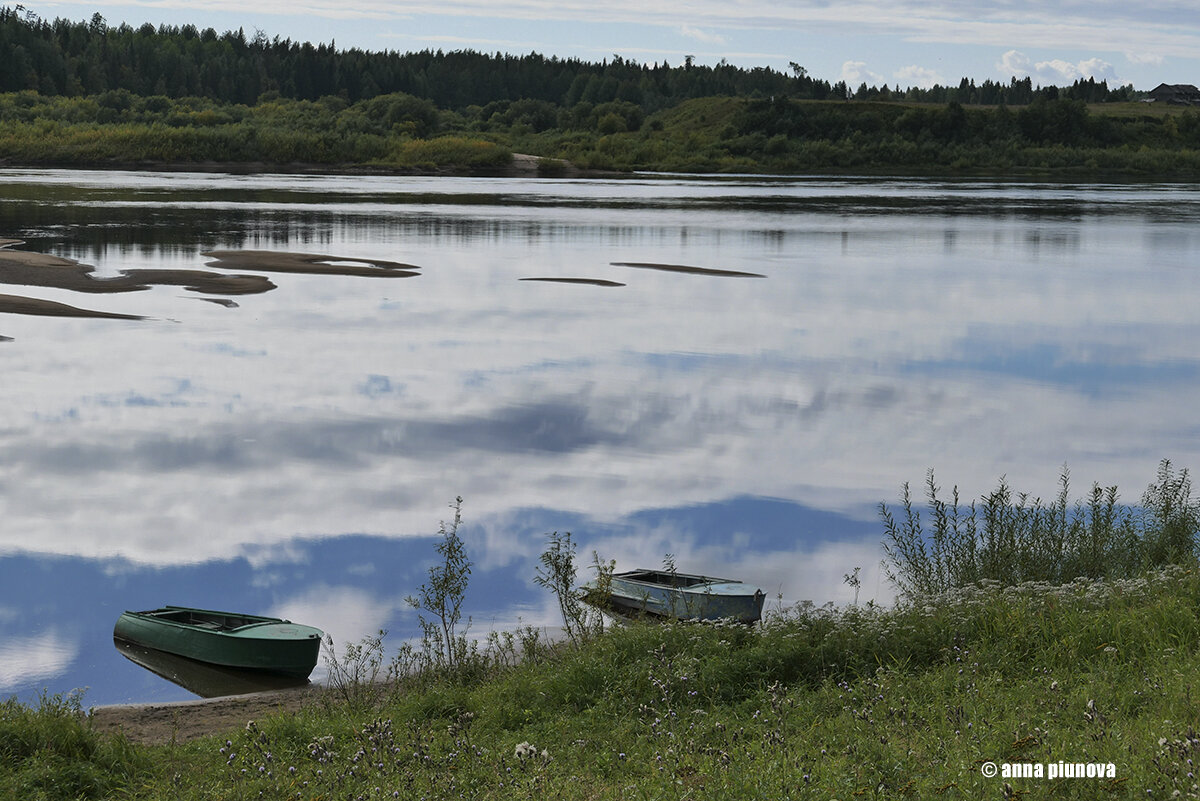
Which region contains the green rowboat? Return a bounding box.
[113,606,324,678]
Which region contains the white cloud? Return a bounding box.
[842,60,885,87]
[1125,51,1165,66]
[774,538,892,608]
[997,49,1121,85]
[1040,58,1085,82]
[895,64,943,89]
[679,24,725,44]
[385,33,537,49]
[1076,57,1117,79]
[998,49,1033,76]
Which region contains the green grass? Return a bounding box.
[6,565,1200,799]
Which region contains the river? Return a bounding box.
[1,169,1198,705]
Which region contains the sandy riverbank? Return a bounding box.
[89,685,322,745]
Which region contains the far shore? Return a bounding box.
[0,152,593,179]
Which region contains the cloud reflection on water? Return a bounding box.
[0,496,879,704]
[0,631,79,693]
[2,171,1200,703]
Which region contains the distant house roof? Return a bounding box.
[1147,83,1200,104]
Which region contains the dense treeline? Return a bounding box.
[0,7,832,110]
[624,97,1200,174]
[734,96,1200,153]
[0,6,1142,112]
[854,76,1135,105]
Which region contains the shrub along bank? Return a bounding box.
[3,89,1200,176]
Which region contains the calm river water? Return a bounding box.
[2,169,1199,705]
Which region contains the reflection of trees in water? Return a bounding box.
[0,201,628,256]
[0,203,340,255]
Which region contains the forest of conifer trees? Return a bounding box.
[0,7,1140,110]
[0,7,829,107]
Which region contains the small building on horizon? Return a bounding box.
[1145,83,1200,105]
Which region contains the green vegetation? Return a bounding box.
[534,530,614,647]
[0,89,506,171]
[405,497,473,671]
[0,691,152,799]
[3,8,1200,176]
[4,465,1200,799]
[6,569,1200,798]
[883,460,1200,598]
[4,89,1200,176]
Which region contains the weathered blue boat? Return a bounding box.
[589,570,766,624]
[113,606,323,678]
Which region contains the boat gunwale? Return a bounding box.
[119,607,322,638]
[609,571,757,595]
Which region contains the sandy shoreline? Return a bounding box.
[89,685,322,745]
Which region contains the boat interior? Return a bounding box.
[143,608,266,631]
[618,571,723,588]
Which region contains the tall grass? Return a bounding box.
[881,459,1199,598]
[0,691,152,799]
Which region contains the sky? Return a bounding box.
[14,0,1200,92]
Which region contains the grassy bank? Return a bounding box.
[5,564,1200,799]
[3,90,1200,176]
[6,468,1200,799]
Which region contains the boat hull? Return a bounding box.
[591,571,766,624]
[114,607,323,678]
